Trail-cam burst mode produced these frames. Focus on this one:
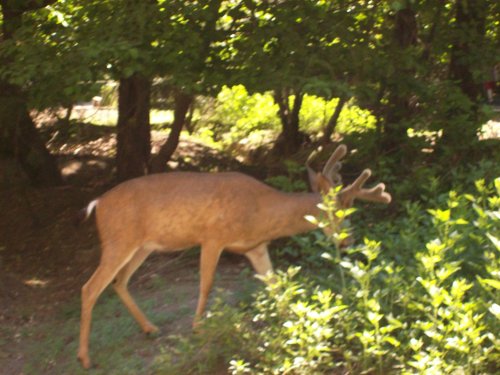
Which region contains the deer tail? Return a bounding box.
[74,199,98,226]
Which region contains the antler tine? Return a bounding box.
[322,144,347,177]
[356,183,392,204]
[338,169,392,208]
[340,169,371,207]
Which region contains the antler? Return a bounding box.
[306,144,391,205]
[322,144,347,186]
[307,144,347,187]
[337,169,392,208]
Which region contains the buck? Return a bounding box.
[76,144,391,369]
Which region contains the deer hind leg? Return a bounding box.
[245,243,274,277]
[112,247,158,334]
[193,244,223,328]
[77,246,137,369]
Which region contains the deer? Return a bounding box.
[76,144,391,369]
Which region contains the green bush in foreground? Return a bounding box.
[155,177,499,374]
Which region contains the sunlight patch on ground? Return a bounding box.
[61,160,83,176]
[71,106,173,126]
[480,120,500,140]
[24,278,49,288]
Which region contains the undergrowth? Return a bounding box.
[154,170,499,374]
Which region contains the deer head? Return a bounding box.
[306,144,391,207]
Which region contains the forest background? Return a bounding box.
[0,1,499,374]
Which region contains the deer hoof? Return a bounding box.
[192,318,201,331]
[144,324,160,337]
[78,353,91,370]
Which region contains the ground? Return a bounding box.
[0,125,259,374]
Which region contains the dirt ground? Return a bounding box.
[0,127,257,374]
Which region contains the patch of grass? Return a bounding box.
[19,282,192,374]
[15,257,258,375]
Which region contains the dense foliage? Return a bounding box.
[1,0,499,182]
[155,168,499,374]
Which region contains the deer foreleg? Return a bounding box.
[193,244,223,328]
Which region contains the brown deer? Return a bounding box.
[76,144,390,369]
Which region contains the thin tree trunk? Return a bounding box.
[421,5,443,62]
[149,0,218,170]
[322,96,347,144]
[273,88,304,155]
[184,100,195,135]
[150,91,194,173]
[56,104,73,140]
[380,7,418,152]
[116,73,151,181]
[64,105,73,124]
[449,0,486,102]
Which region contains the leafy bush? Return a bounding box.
[229,267,347,375]
[153,294,248,374]
[265,160,307,193]
[155,176,499,374]
[201,85,280,146]
[195,86,377,147]
[297,95,376,135]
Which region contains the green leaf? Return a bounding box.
[383,336,401,347]
[435,264,460,282]
[494,177,500,194]
[486,233,500,251]
[129,48,139,59]
[428,209,450,222]
[489,303,500,320]
[304,215,318,225]
[425,239,446,255]
[320,252,333,260]
[367,311,383,325]
[478,277,500,290]
[390,1,404,12]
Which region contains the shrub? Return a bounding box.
[155,177,499,374]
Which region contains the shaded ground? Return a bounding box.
[0,125,259,374]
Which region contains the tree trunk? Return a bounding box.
[150,0,218,171]
[273,88,305,155]
[116,73,151,181]
[150,91,194,173]
[322,96,347,144]
[380,7,418,152]
[184,100,196,135]
[449,0,486,102]
[0,81,62,186]
[439,0,487,153]
[0,1,61,187]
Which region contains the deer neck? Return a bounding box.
[266,191,322,239]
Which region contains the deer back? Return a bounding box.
[94,172,319,253]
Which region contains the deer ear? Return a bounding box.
[308,166,333,194]
[307,166,320,192]
[316,174,332,194]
